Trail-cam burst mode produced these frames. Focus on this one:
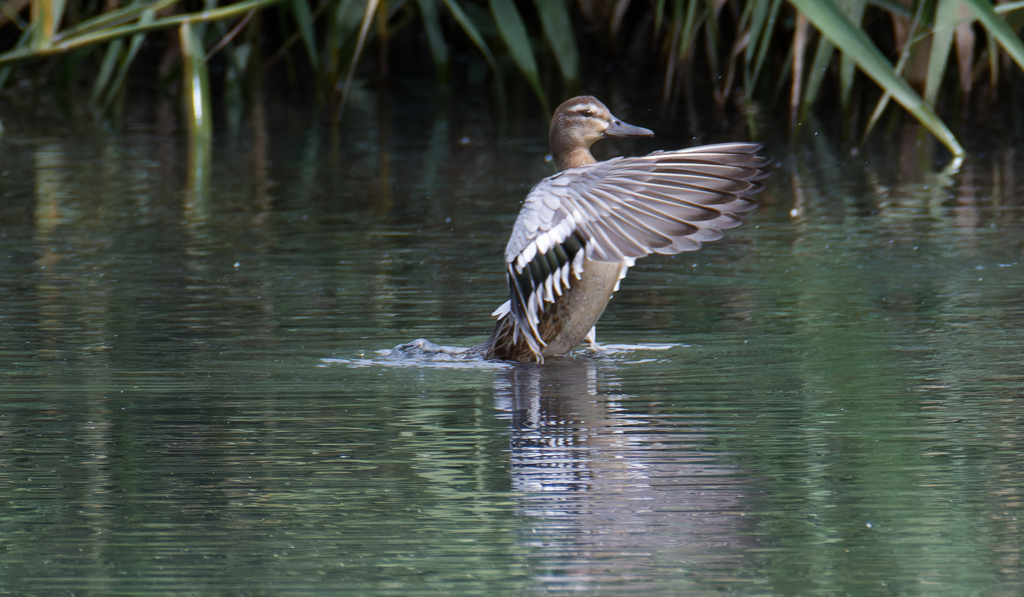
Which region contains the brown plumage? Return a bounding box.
[479,96,771,363]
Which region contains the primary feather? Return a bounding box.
[481,97,771,363]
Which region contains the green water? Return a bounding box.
[1,96,1022,596]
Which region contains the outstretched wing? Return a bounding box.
[501,142,772,353]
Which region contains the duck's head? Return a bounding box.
[549,96,654,171]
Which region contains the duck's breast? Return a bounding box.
[539,258,626,356]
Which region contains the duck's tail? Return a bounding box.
[476,302,544,363]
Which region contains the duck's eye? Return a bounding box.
[580,109,594,117]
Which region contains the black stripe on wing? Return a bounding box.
[499,142,773,353]
[507,231,588,347]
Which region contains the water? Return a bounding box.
[1,93,1022,595]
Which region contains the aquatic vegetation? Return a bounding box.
[2,0,1024,157]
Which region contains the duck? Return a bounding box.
[478,96,771,363]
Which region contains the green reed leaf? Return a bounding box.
[0,0,287,66]
[180,20,213,143]
[533,0,578,86]
[325,0,363,83]
[863,0,925,142]
[489,0,547,114]
[291,0,319,69]
[790,0,964,157]
[439,0,505,104]
[180,20,213,197]
[801,0,865,120]
[869,0,911,18]
[925,0,960,106]
[1,0,28,29]
[416,0,449,82]
[802,39,834,119]
[57,0,180,41]
[337,0,379,120]
[31,0,68,49]
[441,0,494,67]
[103,8,155,110]
[90,38,124,106]
[655,0,666,31]
[679,0,701,59]
[745,0,781,99]
[837,0,866,111]
[964,0,1024,71]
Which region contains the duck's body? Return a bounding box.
[481,96,770,363]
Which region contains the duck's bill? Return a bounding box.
[605,118,654,138]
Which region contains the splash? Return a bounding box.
[320,338,515,370]
[320,339,686,369]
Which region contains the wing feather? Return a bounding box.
[500,142,772,357]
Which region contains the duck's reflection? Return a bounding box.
[494,359,757,589]
[495,360,600,496]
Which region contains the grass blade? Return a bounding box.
[0,27,31,90]
[533,0,578,86]
[790,11,808,130]
[870,0,911,18]
[103,8,155,110]
[986,21,998,90]
[837,0,866,111]
[924,0,960,106]
[180,20,213,198]
[180,20,213,143]
[31,0,68,50]
[222,41,251,132]
[679,0,700,58]
[57,0,180,41]
[337,0,380,121]
[440,0,496,69]
[334,0,365,34]
[325,0,362,83]
[439,0,506,107]
[744,0,781,101]
[954,13,974,96]
[744,0,770,74]
[416,0,449,82]
[291,0,319,69]
[801,38,833,116]
[1,0,29,29]
[789,0,964,157]
[206,9,256,60]
[0,0,288,66]
[89,38,125,106]
[489,0,547,114]
[995,0,1024,13]
[964,0,1024,71]
[705,0,723,106]
[800,0,865,121]
[863,0,925,142]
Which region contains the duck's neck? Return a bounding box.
[554,148,596,171]
[550,131,596,171]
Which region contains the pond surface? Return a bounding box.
[1,90,1022,596]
